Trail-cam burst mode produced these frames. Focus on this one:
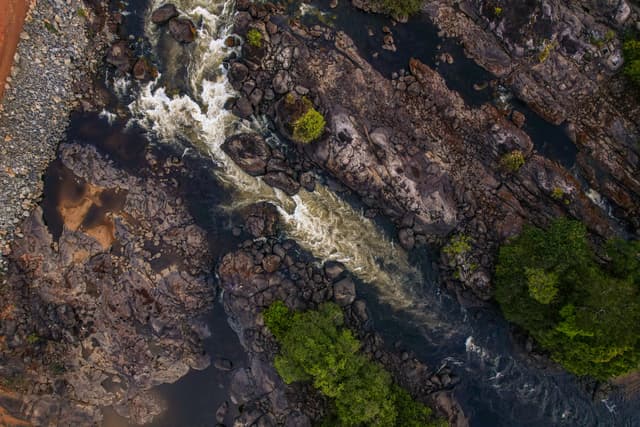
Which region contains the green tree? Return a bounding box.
[495,218,640,380]
[623,37,640,86]
[525,267,558,304]
[378,0,422,16]
[263,302,444,426]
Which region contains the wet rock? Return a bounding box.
[216,401,229,423]
[512,110,526,128]
[169,18,197,43]
[232,96,254,119]
[242,202,280,238]
[285,411,312,427]
[106,40,132,72]
[236,0,251,11]
[333,277,356,306]
[262,172,301,196]
[262,254,281,273]
[222,134,271,176]
[214,358,233,371]
[398,228,415,250]
[230,368,257,404]
[151,4,179,25]
[229,62,249,86]
[324,261,345,281]
[132,58,156,81]
[299,171,316,192]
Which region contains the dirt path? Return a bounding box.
[0,0,30,100]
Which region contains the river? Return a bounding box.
[93,0,639,425]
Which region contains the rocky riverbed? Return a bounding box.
[218,201,468,426]
[224,0,630,303]
[0,0,639,425]
[0,0,113,273]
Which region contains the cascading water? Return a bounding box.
[132,0,460,341]
[127,1,636,425]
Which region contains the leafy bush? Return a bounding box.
[263,301,444,426]
[623,36,640,87]
[500,150,525,172]
[292,100,326,144]
[246,28,263,48]
[443,234,472,257]
[495,218,640,380]
[378,0,422,17]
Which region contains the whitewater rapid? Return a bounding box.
[129,0,463,343]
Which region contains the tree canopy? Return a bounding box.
[263,301,446,426]
[495,218,640,380]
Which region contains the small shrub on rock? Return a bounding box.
[246,28,263,48]
[293,104,326,144]
[500,150,525,172]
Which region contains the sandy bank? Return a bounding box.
[0,0,30,100]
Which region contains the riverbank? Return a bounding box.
[0,0,30,100]
[0,0,111,272]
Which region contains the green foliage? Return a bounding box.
[263,300,291,338]
[623,36,640,87]
[500,150,525,172]
[378,0,422,17]
[493,6,503,17]
[495,218,640,379]
[443,234,472,258]
[263,302,444,427]
[26,333,40,345]
[525,267,558,304]
[292,102,326,144]
[551,187,565,200]
[538,39,557,63]
[246,28,263,48]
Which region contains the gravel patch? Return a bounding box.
[0,0,110,272]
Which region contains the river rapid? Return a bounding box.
[103,0,640,425]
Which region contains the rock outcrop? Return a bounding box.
[0,143,217,425]
[225,1,625,301]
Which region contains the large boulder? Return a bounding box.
[151,4,179,25]
[262,172,301,196]
[242,202,280,238]
[333,277,356,306]
[222,133,271,176]
[169,18,197,43]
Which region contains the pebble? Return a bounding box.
[0,0,106,271]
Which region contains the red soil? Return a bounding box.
[0,0,30,100]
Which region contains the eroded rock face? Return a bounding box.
[0,143,216,425]
[425,0,640,229]
[225,2,624,300]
